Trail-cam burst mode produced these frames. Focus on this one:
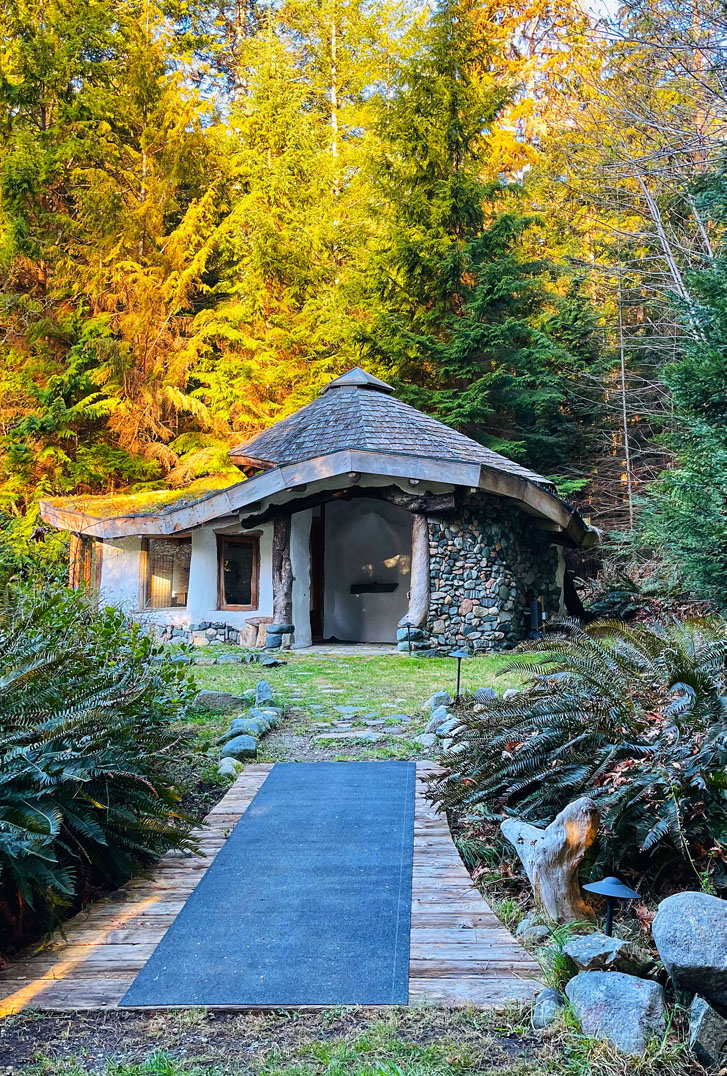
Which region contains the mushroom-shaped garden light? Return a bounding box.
[582,876,640,936]
[450,648,470,702]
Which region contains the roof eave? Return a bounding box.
[40,448,597,547]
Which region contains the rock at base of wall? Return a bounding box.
[565,971,666,1056]
[653,891,727,1017]
[690,996,727,1068]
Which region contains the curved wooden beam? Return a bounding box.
[39,448,597,549]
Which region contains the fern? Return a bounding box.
[0,584,198,954]
[431,618,727,886]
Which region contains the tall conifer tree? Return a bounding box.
[362,0,600,475]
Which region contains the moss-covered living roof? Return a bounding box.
[41,475,240,523]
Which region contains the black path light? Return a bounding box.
[583,876,640,936]
[450,648,471,702]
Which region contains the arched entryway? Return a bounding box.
[314,498,411,644]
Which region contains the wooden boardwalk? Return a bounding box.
[0,763,540,1014]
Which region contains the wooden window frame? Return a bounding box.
[217,534,260,611]
[139,536,191,611]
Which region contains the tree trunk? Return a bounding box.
[400,512,429,629]
[272,514,293,643]
[501,797,600,923]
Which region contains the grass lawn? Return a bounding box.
[2,1004,694,1076]
[188,649,527,762]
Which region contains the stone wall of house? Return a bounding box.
[157,621,242,646]
[423,492,562,652]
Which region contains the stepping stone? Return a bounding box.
[334,705,360,715]
[364,719,386,726]
[313,730,383,743]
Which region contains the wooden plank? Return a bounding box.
[0,761,541,1015]
[0,764,272,1016]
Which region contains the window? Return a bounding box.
[141,537,191,609]
[217,535,259,610]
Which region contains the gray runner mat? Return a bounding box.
[121,760,415,1006]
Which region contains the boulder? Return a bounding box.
[222,734,258,760]
[414,733,438,749]
[424,690,453,712]
[220,717,267,740]
[194,689,250,713]
[532,987,565,1029]
[474,687,498,702]
[566,971,666,1056]
[689,996,727,1068]
[425,705,450,733]
[563,932,651,975]
[217,757,242,778]
[653,891,727,1016]
[516,920,551,946]
[248,706,280,726]
[440,738,466,755]
[217,653,243,665]
[255,679,275,707]
[436,716,462,737]
[503,688,520,700]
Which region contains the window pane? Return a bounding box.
[148,538,190,608]
[223,541,254,606]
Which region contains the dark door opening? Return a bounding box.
[309,507,325,642]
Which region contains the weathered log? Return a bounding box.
[399,512,430,629]
[501,797,600,923]
[272,515,293,645]
[239,485,456,529]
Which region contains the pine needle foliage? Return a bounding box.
[0,584,198,952]
[431,618,727,885]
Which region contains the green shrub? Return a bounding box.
[431,618,727,888]
[0,584,198,952]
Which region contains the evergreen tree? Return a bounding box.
[0,0,230,507]
[362,0,602,476]
[638,169,727,604]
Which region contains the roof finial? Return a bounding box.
[320,367,394,394]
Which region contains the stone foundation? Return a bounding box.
[425,492,562,652]
[158,621,242,646]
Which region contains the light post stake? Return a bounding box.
[450,648,470,703]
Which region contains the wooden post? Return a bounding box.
[401,512,430,628]
[272,514,294,646]
[68,533,83,588]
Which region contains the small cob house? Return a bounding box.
[40,368,596,652]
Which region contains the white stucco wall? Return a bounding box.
[98,521,274,632]
[323,498,411,643]
[291,509,313,649]
[99,537,144,613]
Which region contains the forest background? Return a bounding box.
[1,0,726,605]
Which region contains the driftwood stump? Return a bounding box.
[501,797,600,923]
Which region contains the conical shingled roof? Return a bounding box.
[229,368,552,488]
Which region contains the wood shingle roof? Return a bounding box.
[229,367,553,488]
